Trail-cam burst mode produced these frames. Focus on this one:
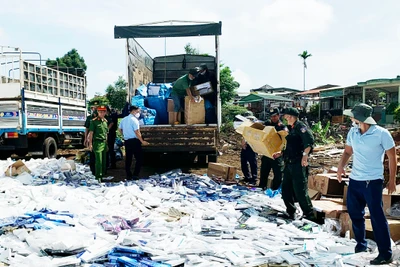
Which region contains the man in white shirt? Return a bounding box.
[119,105,149,180]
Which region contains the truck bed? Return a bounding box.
[140,125,217,153]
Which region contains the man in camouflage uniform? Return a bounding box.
[88,105,109,181]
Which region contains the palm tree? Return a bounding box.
[298,50,312,91]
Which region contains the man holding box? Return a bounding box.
[281,107,315,221]
[259,108,287,190]
[196,64,218,124]
[171,69,198,124]
[337,103,396,265]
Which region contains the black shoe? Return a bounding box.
[370,255,393,265]
[355,247,368,253]
[247,180,257,186]
[278,213,295,220]
[131,176,140,180]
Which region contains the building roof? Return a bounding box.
[296,84,340,96]
[237,93,293,104]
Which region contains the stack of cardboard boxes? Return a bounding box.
[309,169,400,241]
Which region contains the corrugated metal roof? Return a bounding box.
[237,93,293,104]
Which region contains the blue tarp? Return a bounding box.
[147,97,168,124]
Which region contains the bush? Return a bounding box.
[222,104,249,123]
[394,106,400,122]
[386,102,399,115]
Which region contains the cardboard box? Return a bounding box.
[167,99,175,112]
[354,218,400,242]
[193,82,213,96]
[207,162,236,181]
[312,199,347,219]
[382,184,400,216]
[235,122,287,159]
[343,185,348,206]
[4,160,31,177]
[168,112,181,124]
[309,173,345,196]
[184,96,205,125]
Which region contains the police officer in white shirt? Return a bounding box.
[119,105,149,180]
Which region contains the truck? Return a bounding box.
[114,21,222,164]
[0,46,87,159]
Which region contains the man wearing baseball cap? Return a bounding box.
[337,103,396,265]
[171,68,199,124]
[281,107,315,221]
[88,105,109,181]
[259,107,287,190]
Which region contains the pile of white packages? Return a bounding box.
[0,158,398,267]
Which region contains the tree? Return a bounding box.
[46,48,87,71]
[106,76,127,111]
[184,43,199,55]
[298,50,312,91]
[220,64,240,105]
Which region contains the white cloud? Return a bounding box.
[232,69,253,93]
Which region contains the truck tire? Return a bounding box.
[208,154,217,163]
[43,137,57,158]
[197,154,207,166]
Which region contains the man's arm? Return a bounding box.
[386,147,397,194]
[186,88,195,101]
[337,145,353,182]
[87,131,94,150]
[134,129,149,146]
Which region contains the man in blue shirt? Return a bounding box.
[337,103,397,265]
[119,105,149,180]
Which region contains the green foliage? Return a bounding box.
[220,64,240,105]
[106,76,127,111]
[222,104,248,123]
[308,103,319,119]
[221,121,234,134]
[298,50,312,60]
[311,121,336,144]
[184,43,199,55]
[46,48,87,70]
[394,106,400,122]
[386,102,399,115]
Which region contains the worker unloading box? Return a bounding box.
[236,121,287,159]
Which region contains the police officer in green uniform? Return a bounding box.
[88,105,109,181]
[85,100,99,174]
[281,107,315,220]
[259,108,287,190]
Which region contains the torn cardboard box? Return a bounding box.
[4,160,31,177]
[235,122,287,159]
[207,162,236,181]
[308,173,346,196]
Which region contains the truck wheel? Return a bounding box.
[197,154,207,166]
[43,137,57,158]
[208,154,217,163]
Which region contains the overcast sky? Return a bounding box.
[1,0,399,97]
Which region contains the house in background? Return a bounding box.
[294,84,339,112]
[237,93,294,120]
[250,84,301,98]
